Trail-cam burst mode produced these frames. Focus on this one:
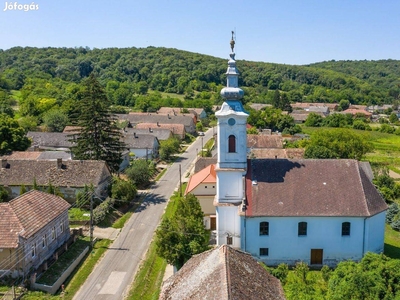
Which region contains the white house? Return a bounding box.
[213,34,387,267]
[185,164,217,230]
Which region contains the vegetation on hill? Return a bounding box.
[1,47,400,117]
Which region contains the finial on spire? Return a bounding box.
[230,30,235,53]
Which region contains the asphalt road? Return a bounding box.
[73,127,214,300]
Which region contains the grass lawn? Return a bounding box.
[384,224,400,259]
[36,239,90,285]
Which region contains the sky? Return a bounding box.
[1,0,399,65]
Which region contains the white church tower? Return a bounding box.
[215,32,248,247]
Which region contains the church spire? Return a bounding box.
[220,31,244,101]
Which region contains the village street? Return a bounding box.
[73,128,214,300]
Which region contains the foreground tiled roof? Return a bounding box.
[185,164,216,195]
[0,190,70,248]
[246,159,388,217]
[0,159,110,187]
[160,245,285,300]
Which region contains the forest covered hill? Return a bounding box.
[1,46,400,111]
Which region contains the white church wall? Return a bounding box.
[241,216,367,267]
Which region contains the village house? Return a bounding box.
[157,107,207,120]
[123,127,172,141]
[160,244,285,300]
[116,113,196,134]
[185,164,217,230]
[0,190,70,277]
[27,132,73,152]
[122,133,159,159]
[135,123,186,140]
[0,159,111,202]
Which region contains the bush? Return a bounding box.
[93,198,115,224]
[111,177,137,205]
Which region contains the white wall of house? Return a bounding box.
[240,216,384,267]
[365,211,386,253]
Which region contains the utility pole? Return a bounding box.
[179,164,182,197]
[90,194,94,249]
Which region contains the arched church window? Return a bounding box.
[228,135,236,153]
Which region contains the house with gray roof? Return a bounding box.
[0,190,70,277]
[160,244,285,300]
[123,133,159,159]
[135,123,186,140]
[117,113,196,134]
[27,132,73,151]
[0,159,111,202]
[123,128,172,141]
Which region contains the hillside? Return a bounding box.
[0,46,400,109]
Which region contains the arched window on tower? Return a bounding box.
[228,135,236,153]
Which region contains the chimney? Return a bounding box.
[167,114,171,119]
[1,159,8,169]
[157,122,160,127]
[134,132,138,138]
[148,128,151,132]
[57,158,63,169]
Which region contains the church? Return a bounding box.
[211,35,388,267]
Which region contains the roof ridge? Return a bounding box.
[356,162,371,215]
[221,245,232,300]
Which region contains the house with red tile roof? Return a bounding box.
[185,164,217,230]
[160,244,285,300]
[0,190,70,277]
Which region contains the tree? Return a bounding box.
[0,114,31,155]
[304,112,323,127]
[338,99,350,111]
[111,177,137,205]
[0,186,9,202]
[389,112,398,124]
[43,109,69,132]
[125,159,155,188]
[155,194,208,269]
[71,73,125,172]
[304,128,373,160]
[159,137,180,161]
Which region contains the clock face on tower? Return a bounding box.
[228,118,236,126]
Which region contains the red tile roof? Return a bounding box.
[160,245,285,300]
[245,159,387,217]
[185,164,216,195]
[0,190,70,248]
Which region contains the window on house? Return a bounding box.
[298,222,307,236]
[227,236,233,245]
[228,135,236,153]
[260,248,269,256]
[259,222,269,235]
[31,244,36,258]
[60,222,64,233]
[342,222,351,236]
[52,227,56,240]
[42,235,46,248]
